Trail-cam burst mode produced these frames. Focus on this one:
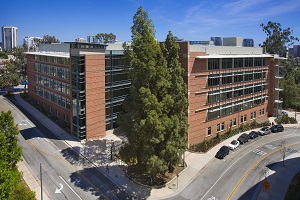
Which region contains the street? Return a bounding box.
[166,127,300,200]
[0,95,129,200]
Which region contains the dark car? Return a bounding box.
[271,124,284,133]
[238,133,249,144]
[215,146,230,159]
[248,131,259,139]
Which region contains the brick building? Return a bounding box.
[25,41,280,145]
[177,41,277,144]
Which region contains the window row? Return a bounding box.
[208,71,266,87]
[207,109,265,136]
[207,95,266,121]
[34,86,70,110]
[207,84,267,103]
[34,74,71,95]
[34,63,71,80]
[208,57,266,70]
[35,55,70,65]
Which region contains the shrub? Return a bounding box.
[189,119,272,153]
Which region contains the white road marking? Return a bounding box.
[59,175,83,200]
[55,183,63,193]
[264,144,276,150]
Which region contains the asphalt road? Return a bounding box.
[0,95,129,200]
[166,127,300,200]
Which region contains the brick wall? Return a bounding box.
[85,54,106,140]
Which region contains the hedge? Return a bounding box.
[189,120,271,153]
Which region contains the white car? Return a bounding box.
[228,140,240,150]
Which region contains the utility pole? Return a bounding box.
[40,163,43,200]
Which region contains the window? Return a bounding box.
[245,58,253,67]
[217,122,225,132]
[217,124,220,132]
[208,58,220,70]
[221,122,225,131]
[253,111,256,118]
[241,115,247,123]
[207,127,212,136]
[234,58,243,68]
[222,58,232,69]
[260,109,265,116]
[230,118,236,127]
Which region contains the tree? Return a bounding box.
[260,21,299,56]
[10,47,27,79]
[119,6,173,177]
[161,31,188,168]
[0,110,23,199]
[0,51,8,59]
[0,61,20,90]
[32,35,60,50]
[42,35,60,44]
[96,33,116,43]
[281,74,298,108]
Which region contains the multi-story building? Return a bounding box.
[211,37,222,46]
[25,40,277,145]
[292,45,300,58]
[75,38,87,43]
[25,42,129,141]
[177,42,275,144]
[2,26,18,51]
[87,35,98,44]
[223,37,243,47]
[243,38,254,47]
[24,36,43,51]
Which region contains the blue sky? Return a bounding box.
[1,0,300,47]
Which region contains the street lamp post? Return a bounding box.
[40,163,43,200]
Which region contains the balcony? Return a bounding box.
[275,75,284,79]
[275,87,283,91]
[275,99,283,103]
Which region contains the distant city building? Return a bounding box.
[24,36,43,51]
[223,37,243,47]
[210,37,222,46]
[293,45,300,58]
[243,38,254,47]
[87,35,98,44]
[2,26,18,51]
[0,42,2,51]
[289,47,294,57]
[75,38,86,43]
[190,41,214,45]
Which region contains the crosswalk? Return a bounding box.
[253,149,267,156]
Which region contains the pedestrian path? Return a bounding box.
[12,93,300,200]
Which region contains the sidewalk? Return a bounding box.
[13,92,300,200]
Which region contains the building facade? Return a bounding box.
[75,38,87,43]
[177,42,274,144]
[243,38,254,47]
[223,37,243,47]
[25,41,277,145]
[26,42,107,140]
[24,36,43,51]
[2,26,18,51]
[211,37,222,46]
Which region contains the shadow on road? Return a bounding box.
[238,156,300,200]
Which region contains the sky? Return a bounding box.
[1,0,300,47]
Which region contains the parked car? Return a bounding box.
[215,146,230,159]
[271,124,284,133]
[228,140,240,150]
[258,127,271,135]
[248,131,259,139]
[238,133,249,144]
